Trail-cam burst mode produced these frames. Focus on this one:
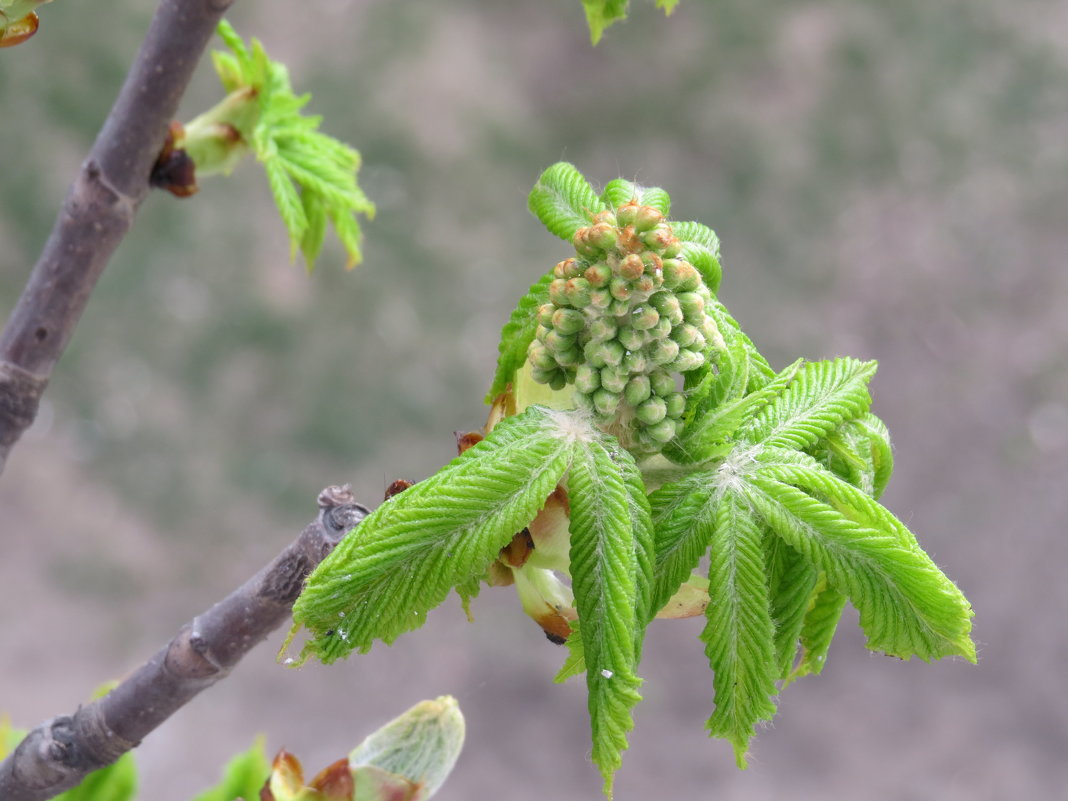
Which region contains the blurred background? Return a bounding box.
[1,0,1065,798]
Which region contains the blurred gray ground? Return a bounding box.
[2,1,1066,799]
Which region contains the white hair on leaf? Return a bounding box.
[541,406,600,445]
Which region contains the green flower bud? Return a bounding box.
[646,417,679,443]
[584,262,613,287]
[531,365,559,385]
[662,259,700,292]
[677,291,706,322]
[664,392,687,419]
[636,396,668,425]
[641,251,663,275]
[553,258,580,280]
[585,339,624,368]
[535,324,550,344]
[564,277,592,308]
[650,369,676,397]
[648,337,680,366]
[670,323,701,348]
[702,317,726,351]
[631,305,659,330]
[529,342,556,370]
[610,299,632,317]
[544,329,576,354]
[589,288,612,310]
[651,315,673,339]
[589,317,619,342]
[600,365,628,394]
[549,279,570,306]
[624,375,652,406]
[617,201,639,227]
[617,325,645,351]
[552,308,585,335]
[634,206,664,233]
[587,222,618,251]
[593,388,621,417]
[619,254,645,281]
[591,209,618,227]
[554,347,582,367]
[575,364,600,394]
[573,227,601,258]
[672,348,705,373]
[537,303,555,327]
[622,349,648,374]
[643,226,678,252]
[609,276,632,302]
[632,275,658,299]
[662,239,682,258]
[651,292,682,321]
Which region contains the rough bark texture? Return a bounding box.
[0,486,369,801]
[0,0,236,473]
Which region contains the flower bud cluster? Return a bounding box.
[528,201,721,453]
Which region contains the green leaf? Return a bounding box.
[54,754,137,801]
[741,358,877,451]
[700,491,778,767]
[668,359,803,466]
[648,472,718,614]
[704,299,775,390]
[656,0,680,12]
[293,406,573,662]
[672,221,722,293]
[747,473,975,662]
[581,0,629,44]
[566,435,646,796]
[192,737,270,801]
[785,578,846,685]
[599,178,670,215]
[554,620,587,683]
[764,533,818,680]
[528,162,603,241]
[486,270,553,401]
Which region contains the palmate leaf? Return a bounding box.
[486,271,553,401]
[671,221,722,293]
[747,472,975,662]
[292,407,573,662]
[599,178,671,215]
[648,471,719,613]
[528,162,604,241]
[740,358,877,451]
[701,490,778,767]
[764,533,818,680]
[785,578,847,685]
[566,434,650,796]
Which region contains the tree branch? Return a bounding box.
[0,485,369,801]
[0,0,235,474]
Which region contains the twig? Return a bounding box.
[0,0,235,473]
[0,485,368,801]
